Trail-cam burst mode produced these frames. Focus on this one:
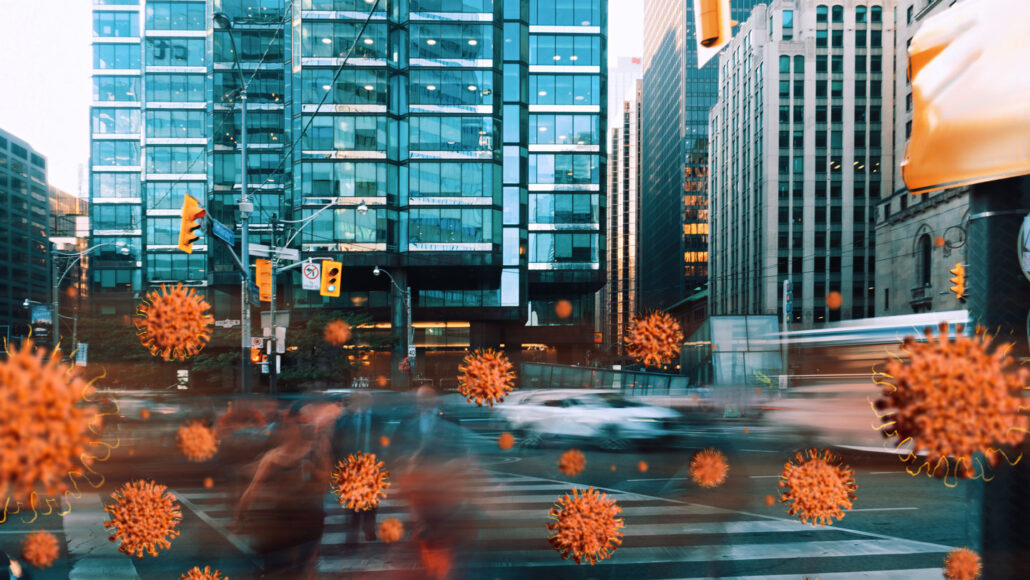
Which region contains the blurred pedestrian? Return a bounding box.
[1,550,22,579]
[231,402,337,579]
[334,391,383,544]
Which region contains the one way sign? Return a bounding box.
[301,262,321,290]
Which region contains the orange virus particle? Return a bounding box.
[457,348,516,407]
[624,311,684,367]
[558,449,587,477]
[935,236,947,248]
[140,408,151,420]
[825,291,843,310]
[177,420,218,462]
[764,494,776,507]
[135,283,214,361]
[637,461,649,473]
[610,465,617,472]
[690,448,729,488]
[943,547,982,580]
[104,479,183,558]
[203,477,214,489]
[181,565,228,580]
[498,432,515,450]
[779,449,857,526]
[380,435,391,448]
[554,300,574,319]
[0,339,98,501]
[419,543,452,580]
[21,530,59,569]
[324,319,352,346]
[547,487,624,565]
[873,323,1028,481]
[331,451,390,511]
[378,518,404,543]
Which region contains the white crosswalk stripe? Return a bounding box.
[172,469,954,578]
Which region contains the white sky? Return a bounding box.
[0,0,642,196]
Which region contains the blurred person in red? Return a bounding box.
[230,401,339,579]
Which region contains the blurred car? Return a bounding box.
[495,389,681,450]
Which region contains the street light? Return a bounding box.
[357,200,369,215]
[373,266,412,388]
[214,12,254,394]
[52,242,129,351]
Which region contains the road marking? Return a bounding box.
[849,507,919,512]
[663,569,946,580]
[739,448,778,453]
[173,489,261,568]
[62,493,140,580]
[626,477,691,482]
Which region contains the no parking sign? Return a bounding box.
[301,262,321,290]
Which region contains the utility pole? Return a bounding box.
[269,215,278,395]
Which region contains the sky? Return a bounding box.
[0,0,643,196]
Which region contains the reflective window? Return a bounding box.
[220,111,285,145]
[92,173,141,198]
[410,162,494,197]
[92,108,141,134]
[93,11,138,37]
[145,2,206,30]
[301,69,386,105]
[529,153,599,184]
[856,5,867,22]
[217,70,284,103]
[831,5,843,22]
[529,35,602,66]
[529,74,600,105]
[782,10,794,40]
[530,0,601,27]
[409,116,494,151]
[92,141,141,166]
[816,5,828,23]
[409,209,494,243]
[93,204,141,229]
[145,110,206,138]
[301,162,386,197]
[92,268,141,292]
[871,5,882,22]
[301,22,387,59]
[145,182,203,209]
[302,0,388,10]
[303,116,387,151]
[145,38,206,66]
[146,146,205,174]
[409,0,491,12]
[410,23,492,60]
[146,217,179,245]
[529,193,598,223]
[93,76,140,101]
[147,253,206,282]
[529,233,598,263]
[300,207,385,243]
[410,70,493,106]
[146,74,206,102]
[215,29,284,61]
[94,44,141,69]
[530,114,599,144]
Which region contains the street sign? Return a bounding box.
[408,345,417,360]
[214,319,240,328]
[250,337,264,350]
[301,262,321,290]
[248,244,300,262]
[176,370,189,390]
[75,343,88,367]
[248,282,261,306]
[211,217,234,246]
[260,311,290,328]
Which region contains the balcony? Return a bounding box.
[910,283,933,312]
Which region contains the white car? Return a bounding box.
[495,389,681,450]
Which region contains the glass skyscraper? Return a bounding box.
[89,0,605,376]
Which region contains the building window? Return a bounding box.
[885,287,890,310]
[816,5,828,23]
[856,5,867,23]
[93,11,138,37]
[832,5,844,23]
[145,2,206,31]
[907,5,914,24]
[145,38,206,67]
[782,10,794,40]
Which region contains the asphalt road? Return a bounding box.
[1,396,981,579]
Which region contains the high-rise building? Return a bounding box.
[0,128,50,341]
[641,0,761,311]
[89,0,606,378]
[709,0,895,326]
[49,185,91,323]
[875,0,967,316]
[605,78,641,354]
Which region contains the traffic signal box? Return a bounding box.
[255,259,272,302]
[178,194,206,254]
[698,0,731,48]
[320,260,342,297]
[949,262,966,300]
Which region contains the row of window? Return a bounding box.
[530,114,599,145]
[529,233,598,263]
[410,23,493,61]
[409,162,496,197]
[146,1,205,31]
[94,11,137,38]
[816,4,883,24]
[302,161,387,197]
[303,115,387,151]
[529,35,601,66]
[147,38,206,67]
[301,69,386,105]
[215,30,285,62]
[148,73,206,102]
[93,204,141,229]
[301,23,388,59]
[409,208,496,243]
[409,70,494,107]
[529,193,598,224]
[529,153,599,185]
[300,208,385,244]
[815,28,883,48]
[410,116,494,151]
[92,141,140,166]
[529,74,600,105]
[94,44,140,70]
[529,0,602,27]
[94,76,139,101]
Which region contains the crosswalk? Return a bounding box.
[171,470,954,579]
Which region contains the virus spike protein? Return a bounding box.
[456,348,516,407]
[690,448,729,488]
[104,479,183,558]
[0,338,98,501]
[331,451,391,511]
[181,565,228,580]
[624,311,684,367]
[177,420,219,462]
[558,449,587,477]
[779,449,858,526]
[873,323,1028,482]
[547,487,624,565]
[21,530,60,569]
[943,547,982,580]
[324,319,352,346]
[135,283,214,361]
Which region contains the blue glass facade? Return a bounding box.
[89,0,605,360]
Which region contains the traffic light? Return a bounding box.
[949,262,966,300]
[694,0,732,67]
[320,260,342,297]
[177,194,206,254]
[255,259,272,302]
[250,347,264,364]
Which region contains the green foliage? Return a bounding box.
[276,310,394,390]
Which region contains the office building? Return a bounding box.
[605,78,641,354]
[90,0,606,378]
[641,0,761,311]
[0,128,51,341]
[709,0,895,326]
[874,0,967,316]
